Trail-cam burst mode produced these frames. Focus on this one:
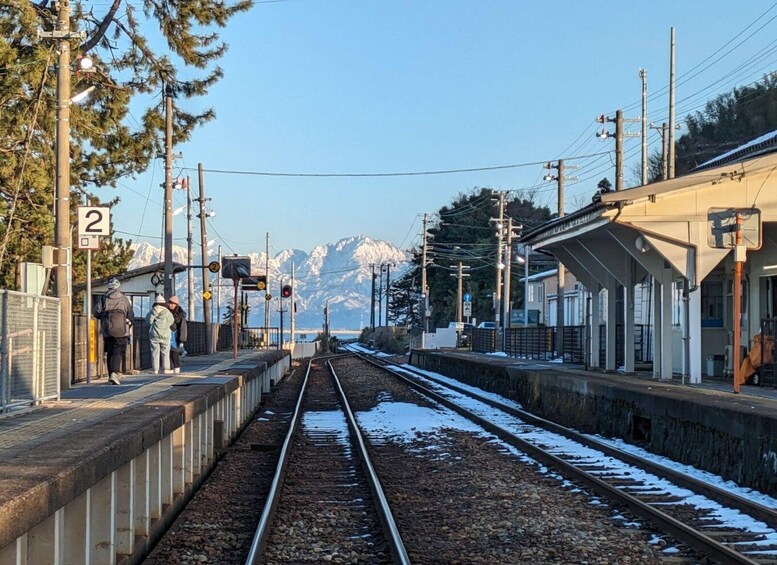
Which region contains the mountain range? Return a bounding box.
[128,235,409,330]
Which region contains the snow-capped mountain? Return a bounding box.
[128,236,409,330]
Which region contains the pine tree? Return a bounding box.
[401,188,551,330]
[387,270,420,329]
[0,1,252,288]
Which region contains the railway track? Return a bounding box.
[244,356,409,565]
[353,349,777,565]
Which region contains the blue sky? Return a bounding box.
[95,1,777,258]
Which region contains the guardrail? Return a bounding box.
[0,291,60,412]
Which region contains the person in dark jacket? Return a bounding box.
[167,295,188,374]
[93,278,133,385]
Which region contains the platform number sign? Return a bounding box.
[78,206,111,237]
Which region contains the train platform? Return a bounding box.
[0,349,291,565]
[1,350,270,453]
[410,348,777,498]
[419,349,777,402]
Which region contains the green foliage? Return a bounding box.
[647,73,777,180]
[387,271,420,329]
[360,326,408,355]
[677,73,777,174]
[392,188,551,331]
[0,0,252,290]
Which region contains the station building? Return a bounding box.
[521,134,777,383]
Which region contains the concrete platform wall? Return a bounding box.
[0,352,290,565]
[411,350,777,498]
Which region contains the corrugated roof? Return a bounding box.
[692,129,777,172]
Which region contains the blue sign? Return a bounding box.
[463,293,472,303]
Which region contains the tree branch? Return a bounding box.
[82,0,122,53]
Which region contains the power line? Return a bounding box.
[181,152,610,178]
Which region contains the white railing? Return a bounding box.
[0,291,60,412]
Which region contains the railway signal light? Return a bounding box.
[281,284,292,298]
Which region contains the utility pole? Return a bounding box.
[421,213,430,333]
[217,244,222,323]
[40,0,84,389]
[55,0,73,389]
[615,110,624,192]
[596,111,639,191]
[733,213,743,394]
[523,244,530,329]
[544,159,576,355]
[186,176,194,316]
[264,232,270,334]
[370,264,376,329]
[639,68,648,186]
[668,26,677,179]
[377,266,384,327]
[450,262,471,323]
[324,298,329,351]
[649,122,670,181]
[197,163,213,353]
[490,192,506,329]
[501,218,518,352]
[384,263,392,326]
[163,87,174,299]
[290,262,295,347]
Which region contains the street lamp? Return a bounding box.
[70,85,95,104]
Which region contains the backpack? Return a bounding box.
[105,310,127,338]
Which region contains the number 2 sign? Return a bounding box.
[78,206,111,237]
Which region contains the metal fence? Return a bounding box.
[471,328,497,353]
[598,324,653,368]
[499,326,585,363]
[1,291,60,412]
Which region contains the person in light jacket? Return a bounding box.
[146,294,174,374]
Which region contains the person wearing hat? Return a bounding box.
[167,296,188,374]
[93,277,133,385]
[145,294,175,374]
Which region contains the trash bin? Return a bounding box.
[706,354,724,377]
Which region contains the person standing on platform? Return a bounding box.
[167,296,188,374]
[146,294,174,374]
[94,277,133,385]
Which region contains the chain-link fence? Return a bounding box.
[1,291,60,411]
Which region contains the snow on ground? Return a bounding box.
[357,401,486,454]
[303,410,351,450]
[340,344,777,548]
[381,363,777,547]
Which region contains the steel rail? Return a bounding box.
[374,356,777,531]
[353,353,761,565]
[326,359,411,565]
[244,358,313,565]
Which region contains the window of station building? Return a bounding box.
[701,280,724,328]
